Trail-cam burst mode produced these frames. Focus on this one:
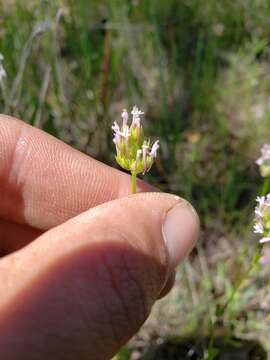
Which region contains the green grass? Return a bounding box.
[1,0,270,358]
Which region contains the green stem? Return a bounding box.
[131,171,137,194]
[206,246,262,360]
[261,177,270,196]
[222,247,261,312]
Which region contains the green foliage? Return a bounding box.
[1,0,270,357]
[1,0,268,226]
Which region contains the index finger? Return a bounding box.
[0,115,155,230]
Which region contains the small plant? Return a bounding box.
[205,144,270,360]
[112,106,159,194]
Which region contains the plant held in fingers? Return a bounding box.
[112,106,159,194]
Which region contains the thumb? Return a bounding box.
[0,192,199,360]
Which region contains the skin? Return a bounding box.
[0,115,199,360]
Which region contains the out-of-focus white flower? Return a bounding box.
[259,236,270,244]
[254,222,264,234]
[0,53,7,83]
[256,144,270,177]
[254,195,270,243]
[112,106,159,175]
[150,140,159,158]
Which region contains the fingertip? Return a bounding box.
[162,199,200,270]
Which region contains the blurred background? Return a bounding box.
[1,0,270,358]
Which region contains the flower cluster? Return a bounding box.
[256,144,270,177]
[254,195,270,243]
[112,106,159,175]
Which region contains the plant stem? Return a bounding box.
[261,177,270,196]
[205,246,262,360]
[131,171,137,194]
[222,247,261,312]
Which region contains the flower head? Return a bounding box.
[112,106,159,175]
[256,144,270,177]
[253,194,270,243]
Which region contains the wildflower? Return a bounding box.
[112,106,159,193]
[256,144,270,177]
[253,195,270,243]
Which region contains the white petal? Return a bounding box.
[131,106,144,128]
[150,140,159,158]
[259,237,270,244]
[121,109,128,127]
[254,223,264,234]
[112,121,120,132]
[0,65,6,80]
[131,106,144,116]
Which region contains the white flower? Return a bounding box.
[260,237,270,244]
[131,106,144,117]
[0,66,6,80]
[254,193,270,243]
[121,109,128,127]
[131,105,144,128]
[255,196,265,217]
[0,53,6,83]
[254,222,263,234]
[118,126,130,155]
[150,140,159,158]
[256,144,270,165]
[112,122,121,151]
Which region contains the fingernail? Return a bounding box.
[162,201,199,269]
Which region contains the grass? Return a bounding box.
[1,0,270,358]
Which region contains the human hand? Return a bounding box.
[0,115,199,360]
